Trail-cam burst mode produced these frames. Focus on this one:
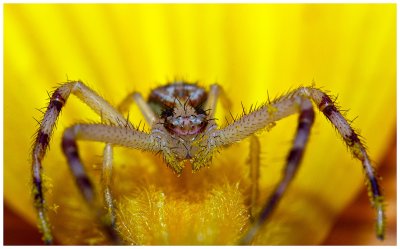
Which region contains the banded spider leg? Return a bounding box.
[31,81,144,244]
[32,81,229,244]
[207,87,384,244]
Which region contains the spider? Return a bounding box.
[31,80,385,245]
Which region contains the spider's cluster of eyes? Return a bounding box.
[161,106,209,136]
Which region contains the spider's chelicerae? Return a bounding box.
[32,81,385,244]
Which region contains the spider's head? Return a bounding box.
[158,103,216,174]
[161,104,208,136]
[147,83,216,174]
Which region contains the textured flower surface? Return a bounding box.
[4,4,396,245]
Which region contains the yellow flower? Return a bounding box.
[4,4,395,245]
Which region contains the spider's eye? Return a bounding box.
[195,106,207,116]
[161,108,174,118]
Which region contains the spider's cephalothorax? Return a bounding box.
[147,82,217,173]
[151,84,209,136]
[31,80,385,245]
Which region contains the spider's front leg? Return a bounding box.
[100,90,157,239]
[211,86,384,244]
[32,81,130,244]
[62,124,160,243]
[205,84,262,217]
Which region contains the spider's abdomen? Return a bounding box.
[148,81,207,114]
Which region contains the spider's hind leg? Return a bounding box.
[206,85,384,244]
[307,87,385,239]
[205,83,262,219]
[118,91,156,126]
[100,143,121,243]
[240,97,315,244]
[247,135,261,220]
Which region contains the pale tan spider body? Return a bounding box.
[145,83,219,174]
[31,80,385,245]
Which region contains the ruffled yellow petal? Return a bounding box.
[4,4,395,245]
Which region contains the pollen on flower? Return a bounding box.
[366,194,385,240]
[115,183,249,245]
[257,122,276,134]
[350,143,364,160]
[42,174,54,194]
[50,203,59,213]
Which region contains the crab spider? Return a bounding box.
[31,81,385,244]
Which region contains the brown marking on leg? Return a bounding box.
[34,131,50,159]
[346,130,361,146]
[32,175,44,203]
[62,126,123,244]
[30,88,69,244]
[285,148,303,168]
[318,93,334,110]
[49,90,66,112]
[62,128,96,203]
[37,132,50,147]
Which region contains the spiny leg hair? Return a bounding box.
[211,86,384,243]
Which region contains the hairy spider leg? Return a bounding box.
[308,87,385,240]
[99,90,158,243]
[100,143,118,240]
[248,135,261,220]
[212,87,384,244]
[32,81,130,244]
[206,84,262,218]
[204,84,220,118]
[118,91,157,126]
[240,97,315,244]
[62,123,159,244]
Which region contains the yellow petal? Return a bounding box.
[4,4,395,245]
